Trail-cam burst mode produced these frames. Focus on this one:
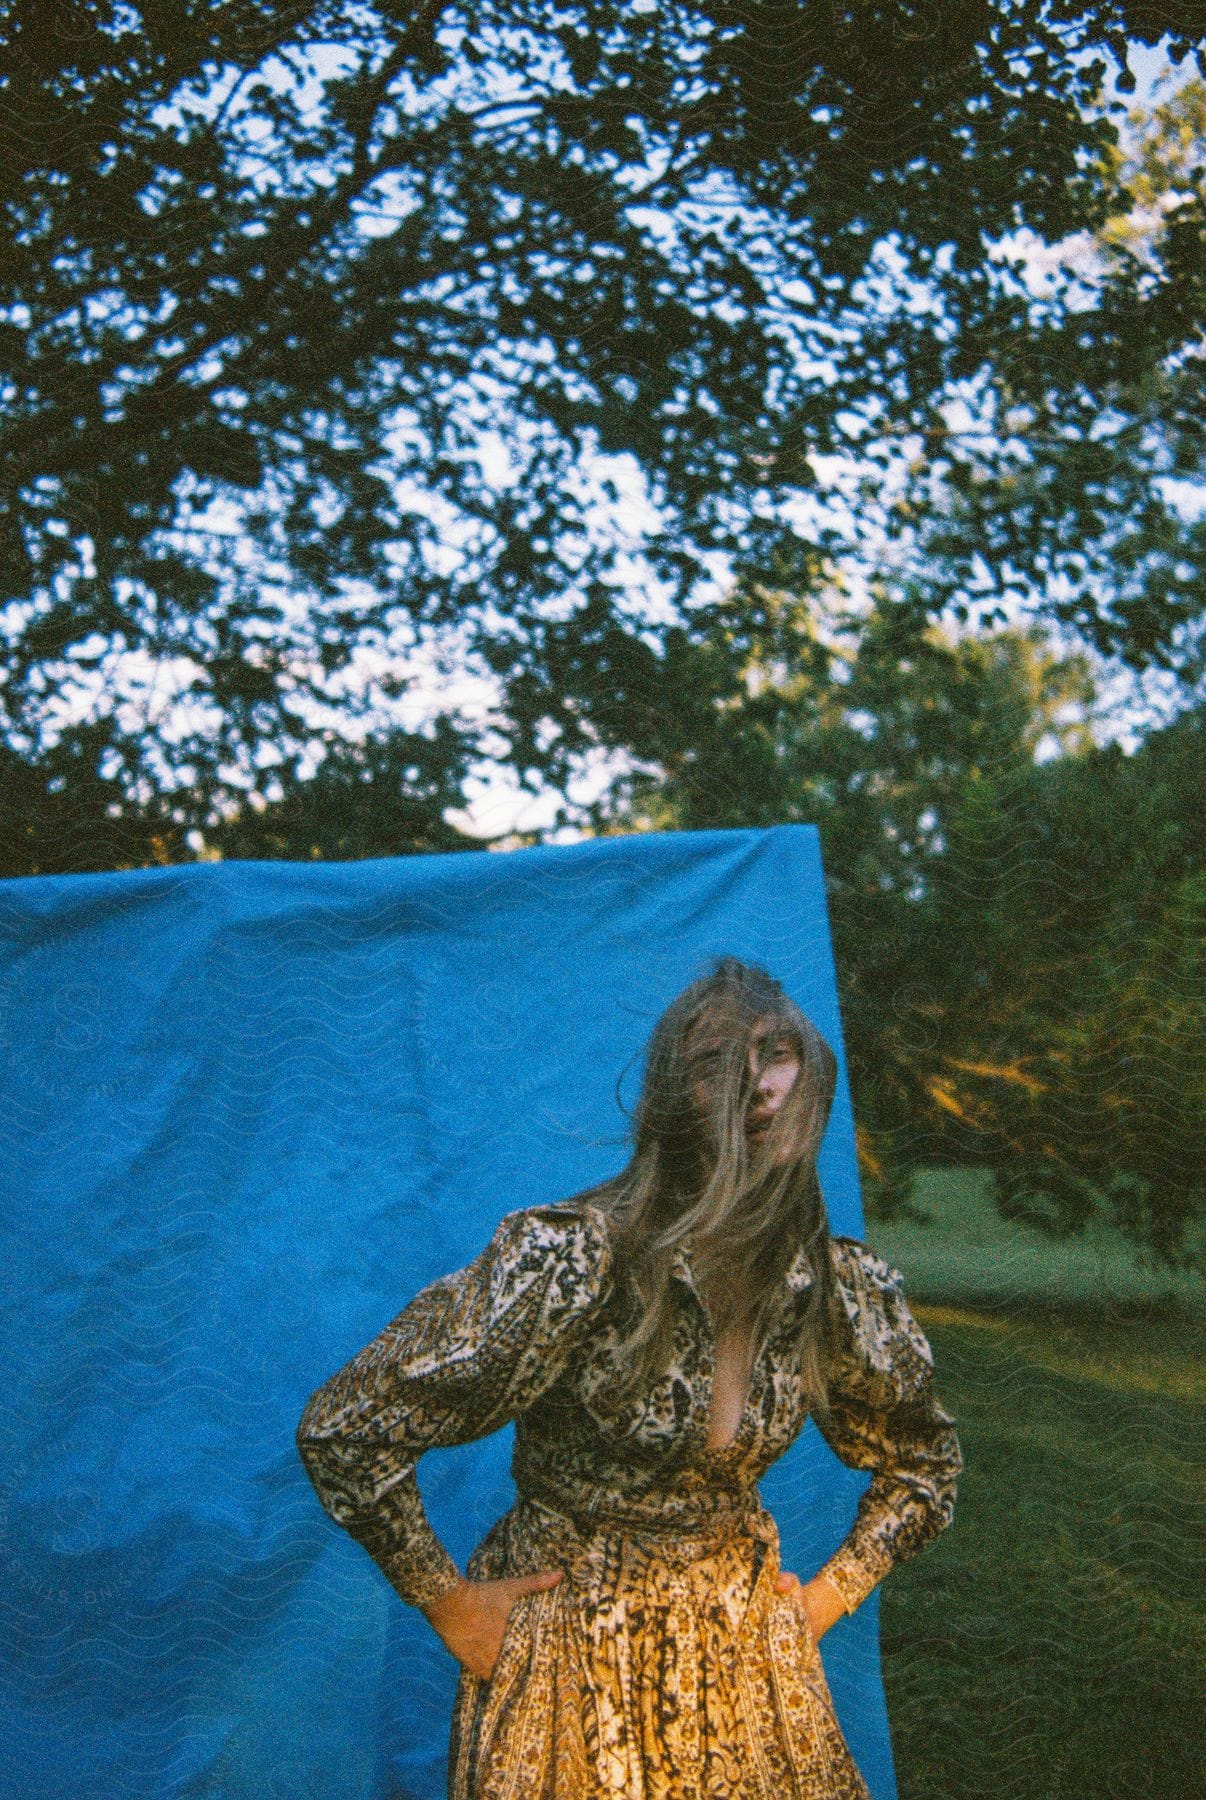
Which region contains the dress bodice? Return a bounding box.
[296,1200,963,1616]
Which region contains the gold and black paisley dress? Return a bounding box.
[296,1202,963,1798]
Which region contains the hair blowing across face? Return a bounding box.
[580,957,842,1417]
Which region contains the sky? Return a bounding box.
[20,18,1200,846]
[439,37,1203,843]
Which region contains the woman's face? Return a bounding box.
[743,1020,802,1143]
[685,1013,802,1148]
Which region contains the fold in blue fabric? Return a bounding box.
[0,824,895,1800]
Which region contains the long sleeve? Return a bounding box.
[813,1235,963,1616]
[295,1202,614,1612]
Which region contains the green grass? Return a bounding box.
[863,1170,1205,1800]
[866,1165,1206,1313]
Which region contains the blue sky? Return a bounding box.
[24,20,1199,841]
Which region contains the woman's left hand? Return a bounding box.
[773,1569,847,1643]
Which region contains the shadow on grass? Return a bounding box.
[858,1170,1204,1797]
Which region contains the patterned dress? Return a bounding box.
[296,1202,963,1799]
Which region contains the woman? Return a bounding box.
[296,957,963,1798]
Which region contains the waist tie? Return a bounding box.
[516,1487,781,1570]
[510,1489,785,1647]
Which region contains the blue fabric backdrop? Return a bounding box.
[0,824,899,1800]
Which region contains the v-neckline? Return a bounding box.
[670,1231,813,1455]
[704,1319,757,1451]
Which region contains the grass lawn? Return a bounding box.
[863,1170,1205,1800]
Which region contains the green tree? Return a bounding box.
[605,586,1204,1263]
[201,726,474,862]
[1,1,1201,856]
[929,712,1204,1265]
[0,718,475,874]
[0,725,188,876]
[886,73,1206,679]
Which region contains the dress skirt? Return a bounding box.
[448,1495,872,1800]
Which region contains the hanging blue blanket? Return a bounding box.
[0,825,897,1799]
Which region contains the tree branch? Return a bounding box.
[0,0,452,474]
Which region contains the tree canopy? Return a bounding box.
[2,0,1202,838]
[609,592,1204,1266]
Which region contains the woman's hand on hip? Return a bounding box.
[422,1568,563,1680]
[773,1568,847,1643]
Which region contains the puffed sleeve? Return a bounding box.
[813,1235,963,1616]
[295,1202,614,1612]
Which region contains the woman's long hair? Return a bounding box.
[582,956,841,1418]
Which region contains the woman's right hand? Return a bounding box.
[422,1568,563,1680]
